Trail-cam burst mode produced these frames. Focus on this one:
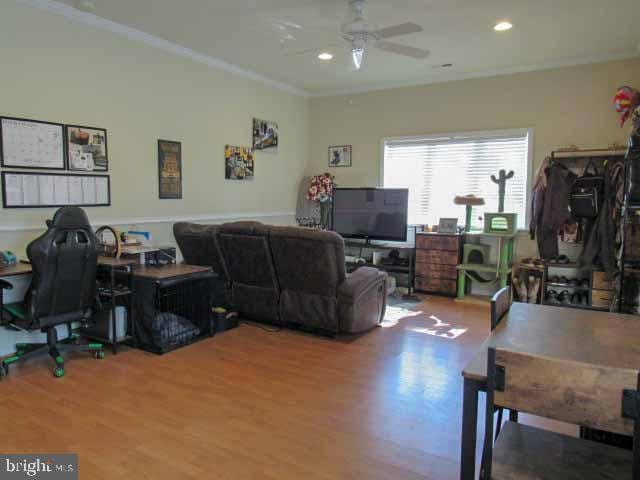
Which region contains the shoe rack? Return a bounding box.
[513,262,613,311]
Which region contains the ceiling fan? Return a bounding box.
[339,0,429,70]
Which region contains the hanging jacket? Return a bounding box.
[579,159,625,273]
[535,162,576,258]
[529,157,549,240]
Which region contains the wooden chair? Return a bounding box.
[480,347,640,479]
[490,286,511,331]
[490,287,517,437]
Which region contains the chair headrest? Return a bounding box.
[47,206,92,230]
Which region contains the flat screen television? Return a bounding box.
[331,188,409,242]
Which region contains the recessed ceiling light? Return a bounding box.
[318,52,334,61]
[494,21,513,32]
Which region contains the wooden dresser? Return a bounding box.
[415,233,462,296]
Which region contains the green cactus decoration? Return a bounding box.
[490,169,514,213]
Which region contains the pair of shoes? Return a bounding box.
[512,277,527,302]
[527,276,541,303]
[546,289,558,303]
[521,258,545,268]
[546,255,571,264]
[557,290,571,304]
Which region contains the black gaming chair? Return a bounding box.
[0,207,104,379]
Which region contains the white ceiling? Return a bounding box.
[51,0,640,96]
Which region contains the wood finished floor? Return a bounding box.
[0,296,573,479]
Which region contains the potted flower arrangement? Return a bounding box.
[307,172,335,229]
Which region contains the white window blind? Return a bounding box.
[383,129,531,230]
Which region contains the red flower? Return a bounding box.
[307,173,335,201]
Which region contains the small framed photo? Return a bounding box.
[328,145,352,167]
[66,125,108,171]
[438,218,458,234]
[253,118,278,152]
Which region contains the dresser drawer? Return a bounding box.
[416,249,459,265]
[415,263,458,280]
[415,276,457,295]
[416,234,460,251]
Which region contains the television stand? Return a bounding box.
[343,239,416,299]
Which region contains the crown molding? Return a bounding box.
[308,51,640,98]
[0,211,295,232]
[15,0,309,98]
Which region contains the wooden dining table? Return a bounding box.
[460,302,640,480]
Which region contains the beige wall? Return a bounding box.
[1,2,640,265]
[0,2,309,257]
[308,58,640,258]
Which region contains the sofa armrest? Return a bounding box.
[339,267,384,301]
[338,267,388,333]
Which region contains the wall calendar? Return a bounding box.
[0,117,66,170]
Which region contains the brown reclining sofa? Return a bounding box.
[173,221,388,334]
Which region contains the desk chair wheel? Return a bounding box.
[0,361,8,379]
[94,349,105,360]
[53,366,65,378]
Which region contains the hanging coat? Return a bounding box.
[578,159,624,273]
[535,163,576,259]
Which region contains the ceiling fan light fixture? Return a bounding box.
[494,21,513,32]
[318,52,334,61]
[351,47,364,70]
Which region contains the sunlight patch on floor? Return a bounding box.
[408,314,468,339]
[381,305,423,327]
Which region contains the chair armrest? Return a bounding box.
[0,279,13,291]
[338,267,385,301]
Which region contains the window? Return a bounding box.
[382,129,532,230]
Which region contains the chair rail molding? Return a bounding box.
[0,211,295,232]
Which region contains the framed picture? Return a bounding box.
[158,140,182,199]
[1,117,66,170]
[438,218,458,234]
[225,145,254,180]
[66,125,108,171]
[328,145,352,167]
[252,118,278,152]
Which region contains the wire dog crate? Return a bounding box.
[133,269,218,354]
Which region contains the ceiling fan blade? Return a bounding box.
[375,22,423,39]
[376,41,429,59]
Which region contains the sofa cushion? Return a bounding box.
[218,222,278,289]
[269,226,346,296]
[218,222,280,321]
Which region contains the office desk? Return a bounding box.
[0,263,32,278]
[0,258,138,354]
[459,303,640,480]
[0,257,138,278]
[132,264,212,281]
